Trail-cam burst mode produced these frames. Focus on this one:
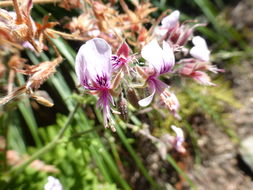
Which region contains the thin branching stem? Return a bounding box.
[8,102,81,177]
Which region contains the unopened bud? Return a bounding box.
[126,88,140,109]
[117,93,128,122]
[30,94,54,107]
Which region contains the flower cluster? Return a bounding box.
[0,0,223,154]
[75,10,223,134]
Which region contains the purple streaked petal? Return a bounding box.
[161,10,180,30]
[151,77,168,94]
[111,55,127,71]
[141,39,175,75]
[160,41,175,74]
[190,36,210,62]
[75,38,112,88]
[97,90,113,125]
[138,82,156,107]
[85,38,112,83]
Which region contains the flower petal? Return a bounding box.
[171,125,184,140]
[138,83,156,107]
[141,40,175,75]
[171,125,186,153]
[75,38,112,87]
[141,39,163,72]
[190,36,210,62]
[161,41,175,74]
[161,10,180,30]
[44,176,63,190]
[75,43,88,86]
[117,42,130,58]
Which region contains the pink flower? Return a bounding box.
[179,63,215,86]
[138,39,179,116]
[157,10,204,47]
[75,38,115,129]
[111,42,131,72]
[190,36,210,62]
[170,125,186,153]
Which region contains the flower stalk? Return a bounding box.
[8,102,81,178]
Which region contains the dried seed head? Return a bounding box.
[8,54,26,70]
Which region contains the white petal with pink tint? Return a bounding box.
[161,10,180,29]
[141,39,164,73]
[190,36,210,62]
[171,125,186,153]
[138,85,156,107]
[141,40,174,75]
[75,38,112,86]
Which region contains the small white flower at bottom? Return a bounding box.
[44,176,63,190]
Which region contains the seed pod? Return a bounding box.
[117,92,128,122]
[126,88,140,109]
[30,92,54,107]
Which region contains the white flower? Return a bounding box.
[171,125,186,153]
[44,176,63,190]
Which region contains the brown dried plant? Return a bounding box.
[65,0,157,49]
[0,0,43,52]
[0,51,62,107]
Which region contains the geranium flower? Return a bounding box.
[179,36,224,85]
[44,176,63,190]
[75,38,116,130]
[138,39,180,117]
[179,63,215,86]
[170,125,186,153]
[156,10,204,47]
[111,42,131,72]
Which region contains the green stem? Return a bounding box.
[8,102,81,177]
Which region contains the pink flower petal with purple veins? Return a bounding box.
[161,10,180,30]
[111,42,132,72]
[161,41,175,74]
[190,36,210,62]
[75,38,112,88]
[97,90,113,125]
[141,39,175,75]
